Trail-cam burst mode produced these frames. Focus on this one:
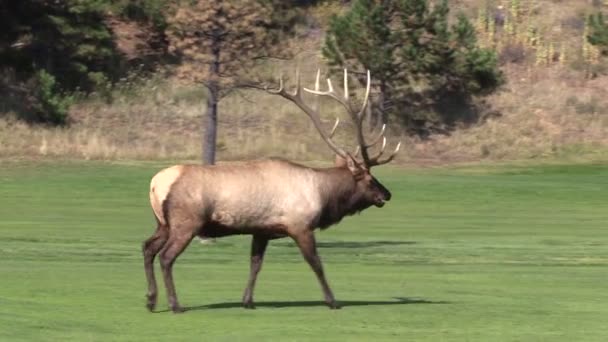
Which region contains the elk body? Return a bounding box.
[143,70,401,313]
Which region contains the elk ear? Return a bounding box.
[346,154,363,175]
[346,155,358,173]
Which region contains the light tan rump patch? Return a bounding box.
[149,165,184,225]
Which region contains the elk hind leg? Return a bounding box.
[242,235,269,309]
[142,224,168,311]
[159,228,196,313]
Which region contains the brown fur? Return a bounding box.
[142,157,391,313]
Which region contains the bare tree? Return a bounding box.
[166,0,291,164]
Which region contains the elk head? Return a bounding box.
[267,68,400,209]
[334,154,392,208]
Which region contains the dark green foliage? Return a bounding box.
[1,0,120,91]
[32,70,74,125]
[0,0,176,124]
[452,15,502,94]
[588,12,608,55]
[264,0,309,37]
[323,0,503,134]
[112,0,169,29]
[0,0,123,123]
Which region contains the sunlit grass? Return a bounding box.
[0,160,606,341]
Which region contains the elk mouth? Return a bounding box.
[374,197,386,208]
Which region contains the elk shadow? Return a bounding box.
[180,297,449,312]
[276,240,416,249]
[317,240,416,249]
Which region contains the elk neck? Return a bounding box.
[314,166,363,229]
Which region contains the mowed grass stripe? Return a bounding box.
[0,161,607,341]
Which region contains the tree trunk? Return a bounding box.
[202,32,222,165]
[367,80,387,129]
[202,82,219,165]
[378,81,388,124]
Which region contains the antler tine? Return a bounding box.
[367,141,401,166]
[369,136,387,160]
[350,69,374,167]
[372,141,401,166]
[311,69,321,112]
[293,68,301,97]
[304,70,352,115]
[326,78,334,93]
[267,69,349,159]
[344,68,349,100]
[266,71,298,98]
[356,70,372,122]
[266,74,285,94]
[366,124,386,147]
[353,69,402,167]
[329,117,340,138]
[273,68,400,167]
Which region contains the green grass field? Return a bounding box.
[0,160,607,341]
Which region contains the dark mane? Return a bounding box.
[315,167,370,229]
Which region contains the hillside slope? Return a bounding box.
[0,0,606,163]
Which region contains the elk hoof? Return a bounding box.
[327,301,342,310]
[146,294,157,312]
[171,305,186,314]
[243,301,256,309]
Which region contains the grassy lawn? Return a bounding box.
[0,160,606,341]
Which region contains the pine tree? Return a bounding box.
[1,0,119,89]
[323,0,396,122]
[0,0,122,124]
[323,0,503,133]
[588,12,608,56]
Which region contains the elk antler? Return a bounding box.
[266,70,349,159]
[302,69,401,167]
[267,69,400,167]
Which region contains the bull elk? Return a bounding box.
[143,69,401,313]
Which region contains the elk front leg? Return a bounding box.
[159,232,194,313]
[291,230,340,309]
[242,235,269,309]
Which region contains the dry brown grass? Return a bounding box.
[0,61,385,162]
[0,0,607,165]
[413,65,608,163]
[2,63,605,164]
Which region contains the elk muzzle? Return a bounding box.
[371,177,391,207]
